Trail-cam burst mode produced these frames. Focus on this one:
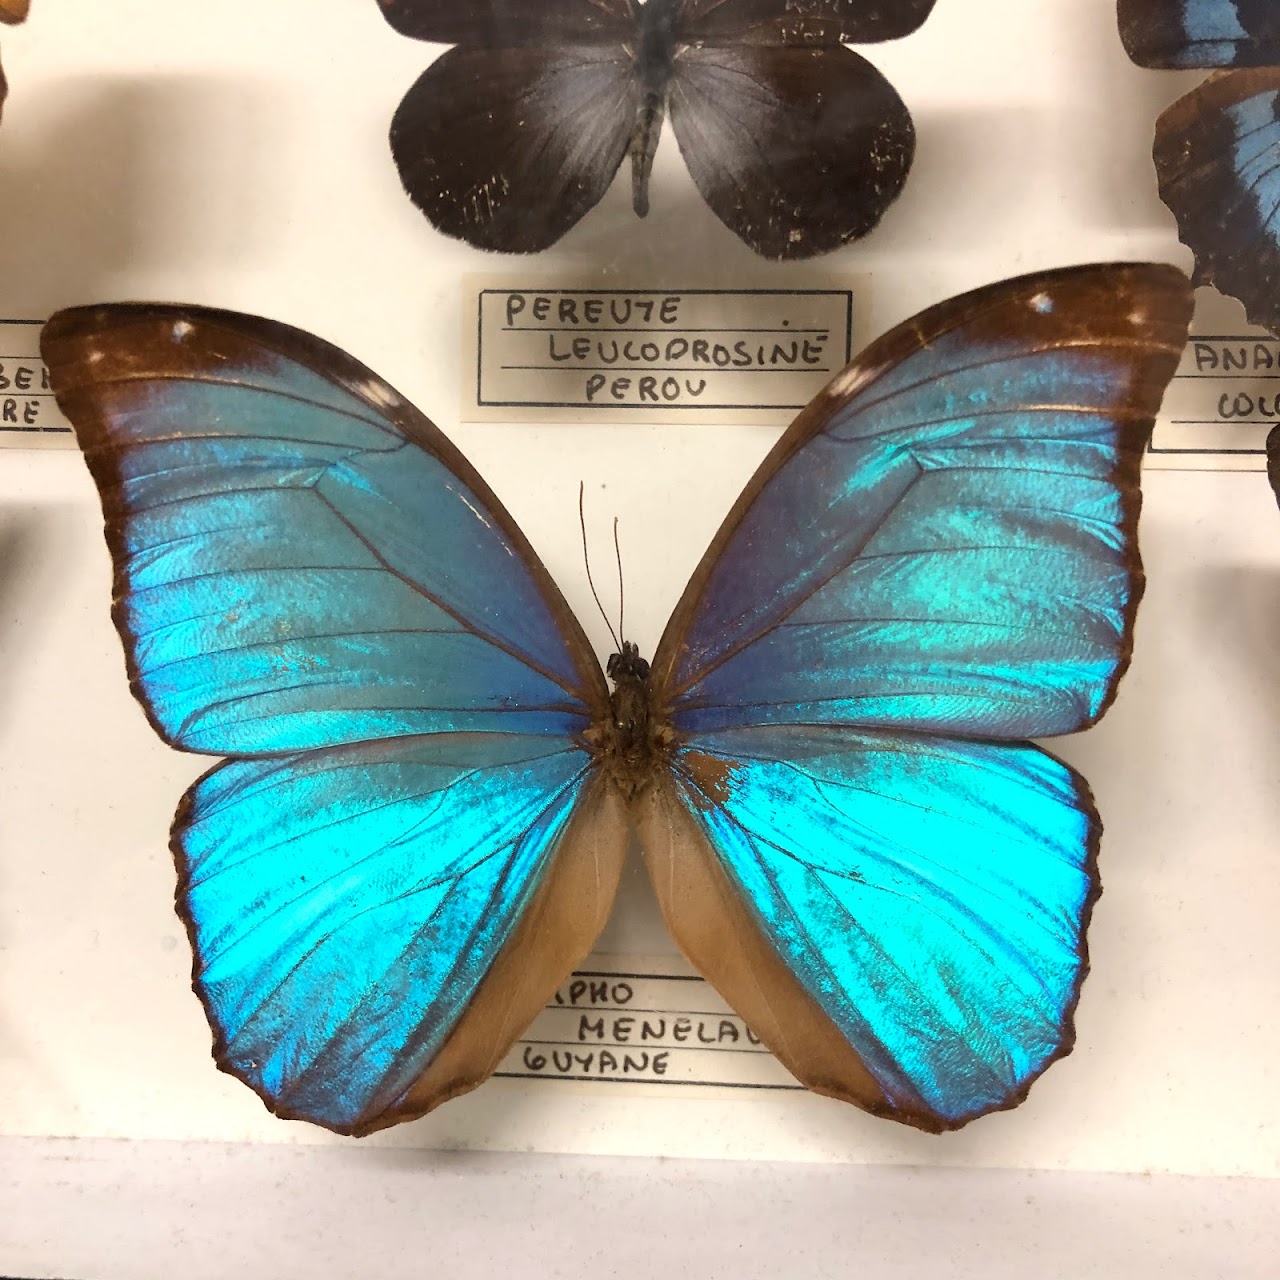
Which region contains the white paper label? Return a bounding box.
[1148,332,1277,471]
[496,954,801,1094]
[0,320,72,447]
[468,286,856,424]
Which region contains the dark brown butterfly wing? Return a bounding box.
[376,0,637,44]
[1153,68,1280,334]
[0,1,28,25]
[1118,0,1280,69]
[1268,425,1280,504]
[390,44,641,252]
[674,0,935,43]
[667,43,913,259]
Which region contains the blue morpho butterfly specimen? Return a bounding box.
[41,262,1193,1137]
[375,0,936,259]
[1119,1,1280,333]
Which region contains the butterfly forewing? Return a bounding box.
[376,0,638,44]
[44,305,632,1133]
[639,264,1193,1128]
[652,265,1194,738]
[0,1,28,25]
[674,0,936,44]
[1119,0,1280,69]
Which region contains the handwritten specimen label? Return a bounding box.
[1148,333,1279,471]
[468,286,856,424]
[0,320,72,447]
[497,954,802,1093]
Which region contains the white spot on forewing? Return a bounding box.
[171,319,193,342]
[1128,308,1147,327]
[349,377,400,411]
[1029,293,1054,315]
[87,350,104,364]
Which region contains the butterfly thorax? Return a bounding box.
[588,640,674,798]
[629,0,678,217]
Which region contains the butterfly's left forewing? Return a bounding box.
[674,0,935,44]
[640,265,1193,1129]
[45,306,627,1133]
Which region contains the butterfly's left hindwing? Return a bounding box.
[45,306,627,1133]
[668,43,914,260]
[641,726,1098,1131]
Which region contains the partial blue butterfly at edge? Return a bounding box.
[1119,0,1280,335]
[41,261,1193,1136]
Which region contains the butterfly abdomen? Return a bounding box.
[589,641,674,798]
[630,0,678,217]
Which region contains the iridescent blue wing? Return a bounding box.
[640,265,1192,1128]
[43,306,627,1133]
[1118,0,1280,68]
[41,305,608,753]
[1151,69,1280,336]
[638,727,1098,1131]
[651,265,1193,737]
[179,734,627,1135]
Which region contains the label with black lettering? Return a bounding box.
[1148,332,1278,470]
[468,285,857,424]
[496,954,802,1093]
[0,320,71,447]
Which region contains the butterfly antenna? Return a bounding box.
[613,516,626,644]
[579,482,622,652]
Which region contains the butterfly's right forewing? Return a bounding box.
[377,0,637,45]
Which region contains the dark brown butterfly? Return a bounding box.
[377,0,936,259]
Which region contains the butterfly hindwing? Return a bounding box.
[667,42,914,259]
[639,725,1098,1130]
[389,43,640,254]
[651,264,1194,738]
[44,305,631,1132]
[639,264,1192,1127]
[1118,0,1280,69]
[1152,68,1280,334]
[177,734,627,1135]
